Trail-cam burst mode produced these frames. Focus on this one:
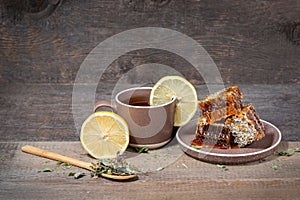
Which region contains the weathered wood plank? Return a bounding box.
[0,83,299,141]
[0,0,299,84]
[0,141,299,199]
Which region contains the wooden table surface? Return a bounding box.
[1,0,300,199]
[1,141,300,199]
[0,83,299,199]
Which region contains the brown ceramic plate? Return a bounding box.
[176,119,281,164]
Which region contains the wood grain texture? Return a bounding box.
[0,1,299,141]
[0,83,299,141]
[0,141,299,199]
[1,2,299,198]
[0,0,299,84]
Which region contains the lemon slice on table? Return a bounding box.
[80,111,129,159]
[150,76,198,127]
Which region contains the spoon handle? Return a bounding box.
[21,145,93,171]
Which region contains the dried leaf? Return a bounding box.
[217,164,229,171]
[181,163,188,169]
[57,161,72,168]
[156,167,164,171]
[271,164,278,170]
[38,167,54,173]
[69,172,85,179]
[259,159,266,163]
[278,150,295,156]
[294,148,300,152]
[56,161,62,165]
[68,172,75,176]
[74,172,85,179]
[135,147,149,153]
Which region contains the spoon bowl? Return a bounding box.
[100,173,137,180]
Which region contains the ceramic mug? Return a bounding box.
[94,87,176,149]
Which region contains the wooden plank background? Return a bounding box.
[0,0,299,141]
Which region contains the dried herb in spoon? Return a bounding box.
[90,152,135,177]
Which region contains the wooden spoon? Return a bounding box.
[21,145,137,181]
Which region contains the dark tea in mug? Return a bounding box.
[128,96,150,107]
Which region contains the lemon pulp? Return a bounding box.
[80,111,129,159]
[150,76,198,126]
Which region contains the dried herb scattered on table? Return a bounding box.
[271,163,278,170]
[69,172,86,179]
[277,148,300,156]
[56,161,72,169]
[259,158,266,163]
[38,167,54,173]
[156,167,164,171]
[278,150,294,156]
[217,164,229,171]
[134,147,149,153]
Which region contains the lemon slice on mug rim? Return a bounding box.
[150,76,198,127]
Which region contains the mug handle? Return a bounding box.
[93,100,115,112]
